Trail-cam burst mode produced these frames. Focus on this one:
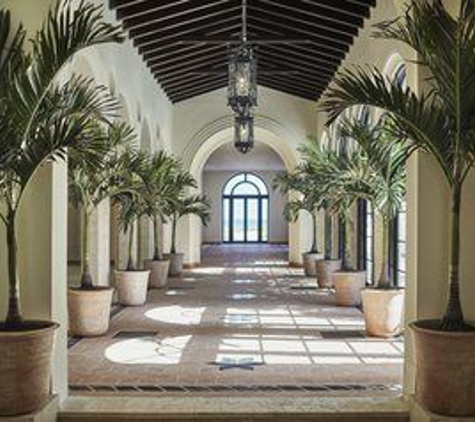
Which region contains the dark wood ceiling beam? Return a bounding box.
[114,0,188,19]
[246,24,344,63]
[299,0,372,19]
[257,60,330,87]
[160,72,226,91]
[142,28,240,59]
[150,50,227,74]
[123,0,237,29]
[250,3,358,39]
[258,81,317,101]
[154,56,226,82]
[130,5,241,40]
[169,81,227,103]
[147,44,225,68]
[163,75,227,96]
[247,15,350,53]
[259,44,340,69]
[136,16,240,50]
[257,0,363,28]
[247,17,348,57]
[258,51,336,77]
[259,73,325,92]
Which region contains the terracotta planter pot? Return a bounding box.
[410,321,475,417]
[333,271,366,306]
[144,259,170,288]
[0,321,58,416]
[362,289,404,337]
[302,252,324,277]
[165,253,185,277]
[315,259,341,288]
[115,270,150,306]
[68,288,113,337]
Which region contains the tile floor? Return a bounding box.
[68,244,403,397]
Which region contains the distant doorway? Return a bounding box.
[222,173,269,243]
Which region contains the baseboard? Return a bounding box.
[289,261,303,268]
[183,263,200,269]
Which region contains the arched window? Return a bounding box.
[222,173,269,243]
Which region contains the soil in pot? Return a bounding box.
[115,270,150,306]
[164,253,185,277]
[144,259,170,288]
[68,287,113,337]
[315,259,341,288]
[332,270,366,306]
[0,321,58,416]
[303,252,324,277]
[410,320,475,417]
[362,288,404,337]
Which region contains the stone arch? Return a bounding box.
[177,115,306,266]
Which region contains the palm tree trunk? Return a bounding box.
[310,212,318,253]
[5,212,22,327]
[153,214,162,261]
[80,209,93,289]
[170,215,177,254]
[441,183,467,331]
[126,223,135,271]
[342,218,354,272]
[377,218,391,289]
[324,213,332,260]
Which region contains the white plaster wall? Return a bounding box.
[202,170,289,244]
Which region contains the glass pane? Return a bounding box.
[246,174,268,195]
[261,198,268,242]
[233,198,245,242]
[223,198,230,242]
[223,174,245,195]
[397,242,406,271]
[247,199,259,242]
[233,182,259,196]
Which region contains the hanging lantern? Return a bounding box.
[234,112,254,154]
[227,43,257,115]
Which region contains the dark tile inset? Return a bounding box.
[110,304,125,318]
[320,330,366,339]
[137,385,163,392]
[112,331,158,339]
[68,336,82,349]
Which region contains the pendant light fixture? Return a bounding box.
[228,0,257,154]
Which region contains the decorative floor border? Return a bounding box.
[69,383,402,395]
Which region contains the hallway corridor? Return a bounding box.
[68,245,403,397]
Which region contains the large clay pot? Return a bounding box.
[302,252,324,277]
[333,271,366,306]
[0,321,58,416]
[68,288,113,337]
[315,259,341,288]
[165,253,185,277]
[144,259,170,288]
[115,270,150,306]
[410,321,475,416]
[362,289,404,337]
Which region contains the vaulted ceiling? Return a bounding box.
[109,0,376,103]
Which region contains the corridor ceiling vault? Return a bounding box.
[109,0,376,103]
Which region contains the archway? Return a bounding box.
[178,115,306,266]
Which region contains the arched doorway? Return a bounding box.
[222,173,269,243]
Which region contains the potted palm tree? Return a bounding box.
[298,141,342,287]
[321,0,475,415]
[165,186,211,277]
[306,138,367,306]
[113,151,151,306]
[273,169,324,276]
[339,117,410,337]
[140,152,179,288]
[0,2,121,416]
[68,122,141,334]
